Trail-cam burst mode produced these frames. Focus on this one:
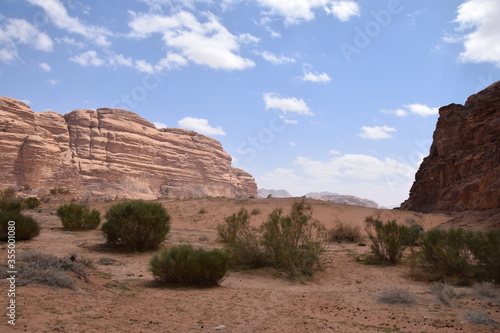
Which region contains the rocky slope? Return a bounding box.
[305,191,379,208]
[0,97,257,200]
[401,81,499,214]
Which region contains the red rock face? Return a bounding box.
[0,97,257,200]
[401,81,500,213]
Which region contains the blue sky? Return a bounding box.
[1,0,499,207]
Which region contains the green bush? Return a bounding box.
[1,187,16,199]
[0,211,41,241]
[102,200,170,251]
[150,245,228,287]
[24,197,40,209]
[57,203,101,231]
[217,208,265,267]
[365,218,412,264]
[418,228,500,284]
[261,201,324,277]
[0,199,22,213]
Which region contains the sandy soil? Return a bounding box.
[2,197,499,333]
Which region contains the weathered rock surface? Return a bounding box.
[305,191,379,208]
[401,81,500,214]
[0,97,257,200]
[258,188,292,198]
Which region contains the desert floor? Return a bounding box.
[2,197,499,333]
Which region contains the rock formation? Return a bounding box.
[0,97,257,200]
[401,81,500,213]
[258,188,292,198]
[305,191,379,208]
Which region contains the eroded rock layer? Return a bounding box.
[401,82,500,213]
[0,97,257,200]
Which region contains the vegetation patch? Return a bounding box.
[57,203,101,231]
[375,287,416,305]
[0,211,40,241]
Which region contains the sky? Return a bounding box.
[1,0,499,207]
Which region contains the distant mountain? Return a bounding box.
[304,191,379,208]
[258,188,293,198]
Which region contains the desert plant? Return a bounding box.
[57,203,101,231]
[472,282,500,302]
[375,287,416,305]
[0,199,22,213]
[50,187,70,195]
[150,245,229,287]
[466,229,500,283]
[1,187,16,199]
[418,228,474,282]
[23,197,40,209]
[406,223,424,246]
[217,208,265,267]
[102,200,170,251]
[463,310,499,328]
[261,201,324,277]
[430,282,463,306]
[365,218,412,264]
[0,211,41,241]
[327,222,361,243]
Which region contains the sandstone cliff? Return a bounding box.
[401,81,500,214]
[0,97,257,200]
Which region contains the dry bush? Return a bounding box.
[463,310,499,328]
[472,282,500,303]
[0,251,91,289]
[376,287,416,305]
[327,223,361,243]
[430,282,463,306]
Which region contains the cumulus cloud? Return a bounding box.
[325,0,360,22]
[128,11,255,71]
[454,0,500,66]
[381,104,438,117]
[48,79,59,85]
[39,62,52,72]
[26,0,112,46]
[0,18,53,63]
[153,122,167,129]
[256,0,360,24]
[257,51,295,65]
[264,93,313,116]
[358,125,396,140]
[299,66,331,83]
[69,50,105,67]
[178,117,226,136]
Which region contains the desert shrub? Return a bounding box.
[463,310,499,328]
[430,282,463,306]
[217,208,265,267]
[261,201,324,277]
[472,282,500,302]
[327,223,361,243]
[50,187,69,195]
[1,187,16,199]
[0,199,22,213]
[57,203,101,231]
[365,218,412,264]
[102,200,170,251]
[406,223,424,246]
[418,228,475,283]
[0,251,90,289]
[466,229,500,283]
[0,211,41,241]
[375,287,416,305]
[250,208,261,215]
[150,245,229,287]
[24,197,40,209]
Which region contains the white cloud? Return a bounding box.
[70,50,104,67]
[257,51,295,65]
[289,142,297,147]
[454,0,500,66]
[139,0,212,11]
[39,62,51,72]
[381,108,408,118]
[404,104,438,117]
[264,93,313,116]
[326,1,360,22]
[26,0,112,46]
[381,104,438,117]
[256,0,360,24]
[239,33,260,44]
[358,125,396,140]
[0,18,53,63]
[48,79,59,85]
[59,36,86,48]
[109,54,133,67]
[300,69,331,83]
[178,117,226,136]
[329,149,341,155]
[153,122,168,129]
[128,11,255,71]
